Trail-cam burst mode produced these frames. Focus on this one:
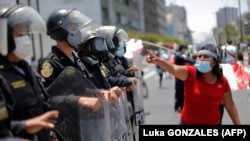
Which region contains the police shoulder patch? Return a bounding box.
[40,61,54,78]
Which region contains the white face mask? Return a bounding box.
[13,35,32,59]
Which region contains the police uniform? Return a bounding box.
[81,60,111,90]
[104,57,133,88]
[0,74,15,138]
[38,45,103,95]
[39,46,80,87]
[0,74,32,141]
[0,55,50,141]
[39,46,106,141]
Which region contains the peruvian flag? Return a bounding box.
[220,63,250,91]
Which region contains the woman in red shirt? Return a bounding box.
[145,34,241,125]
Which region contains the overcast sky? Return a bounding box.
[165,0,249,34]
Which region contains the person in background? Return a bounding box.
[248,44,250,65]
[155,52,165,88]
[222,40,237,64]
[173,44,195,113]
[146,32,241,125]
[160,50,172,79]
[236,43,244,67]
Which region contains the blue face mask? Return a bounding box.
[115,42,125,57]
[194,61,212,73]
[87,56,99,65]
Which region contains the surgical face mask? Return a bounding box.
[87,56,99,65]
[13,35,32,59]
[115,42,125,57]
[194,60,212,73]
[119,41,125,49]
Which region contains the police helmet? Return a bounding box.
[47,8,99,49]
[95,26,117,54]
[78,30,108,58]
[0,4,46,54]
[112,28,129,49]
[46,8,70,41]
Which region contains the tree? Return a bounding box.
[126,29,180,45]
[224,24,239,42]
[218,24,239,44]
[243,12,250,41]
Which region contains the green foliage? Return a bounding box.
[243,35,250,41]
[245,12,250,22]
[218,24,239,44]
[126,30,180,44]
[224,24,239,41]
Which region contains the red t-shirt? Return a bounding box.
[181,65,230,124]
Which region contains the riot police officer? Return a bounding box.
[77,30,128,141]
[39,8,120,102]
[0,74,59,141]
[77,29,121,92]
[96,26,141,141]
[95,26,138,91]
[0,4,59,141]
[38,8,122,141]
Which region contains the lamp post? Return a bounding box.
[239,0,243,42]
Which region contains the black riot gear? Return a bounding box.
[106,39,116,54]
[112,28,129,49]
[46,8,99,49]
[46,8,70,41]
[79,37,108,58]
[95,26,116,54]
[95,26,128,56]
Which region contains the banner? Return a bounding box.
[220,63,250,91]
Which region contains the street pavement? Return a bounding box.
[142,63,250,125]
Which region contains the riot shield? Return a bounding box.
[131,40,145,126]
[109,96,127,141]
[0,18,7,56]
[121,91,133,141]
[132,75,145,126]
[47,66,110,141]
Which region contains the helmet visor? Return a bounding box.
[95,26,116,39]
[115,29,129,45]
[58,9,97,35]
[0,19,7,55]
[8,6,46,34]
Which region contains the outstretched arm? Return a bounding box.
[146,49,188,81]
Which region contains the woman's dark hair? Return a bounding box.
[196,58,224,82]
[178,44,187,52]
